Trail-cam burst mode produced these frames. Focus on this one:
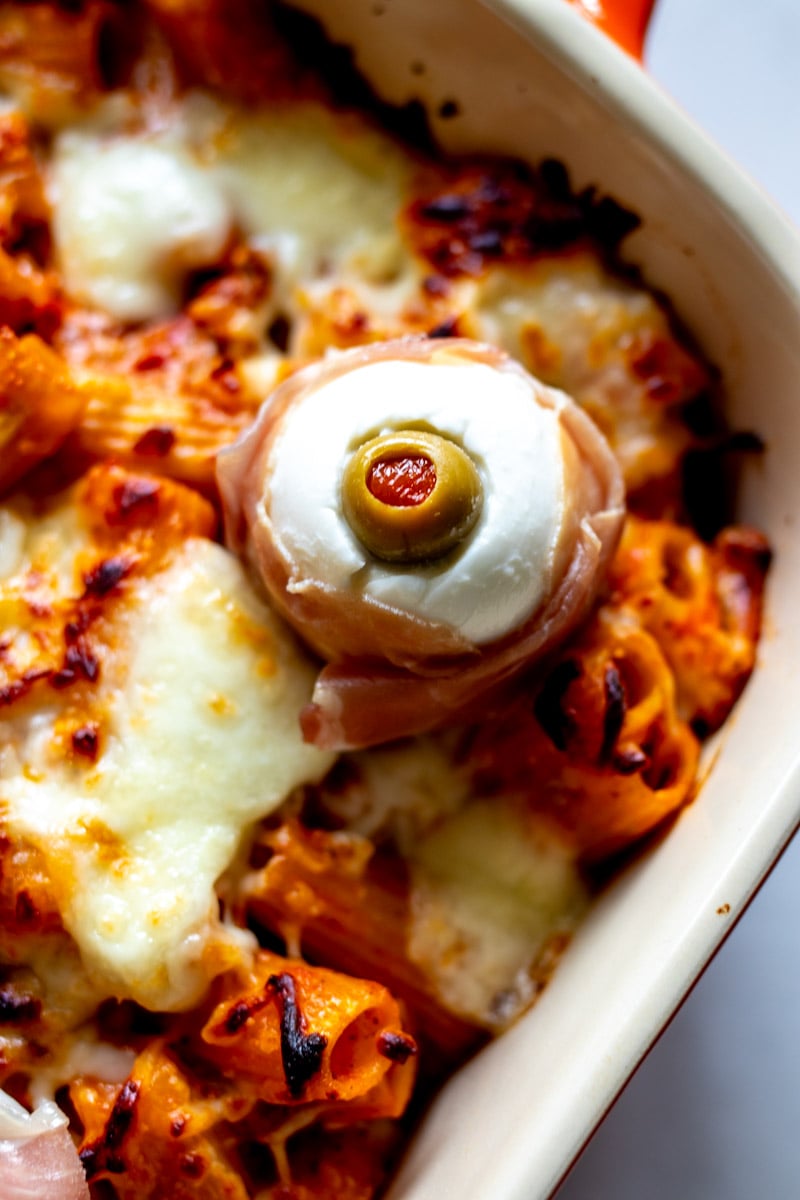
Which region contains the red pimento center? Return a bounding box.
[367,454,437,508]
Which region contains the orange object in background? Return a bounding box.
[566,0,657,58]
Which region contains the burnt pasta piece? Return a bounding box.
[201,951,418,1108]
[466,605,700,859]
[267,972,328,1099]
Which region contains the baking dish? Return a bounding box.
[280,1,800,1196]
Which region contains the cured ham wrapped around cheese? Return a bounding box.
[0,1089,89,1200]
[218,337,624,750]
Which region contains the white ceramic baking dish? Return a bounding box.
[288,1,800,1196]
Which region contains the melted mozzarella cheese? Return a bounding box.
[408,801,588,1027]
[49,96,412,323]
[51,134,231,321]
[267,354,566,644]
[0,536,334,1011]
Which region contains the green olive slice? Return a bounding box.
[341,430,483,563]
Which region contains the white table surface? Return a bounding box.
[556,2,800,1197]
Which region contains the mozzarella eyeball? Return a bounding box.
[250,344,569,648]
[217,337,625,749]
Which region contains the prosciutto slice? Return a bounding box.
[0,1090,89,1200]
[218,338,624,750]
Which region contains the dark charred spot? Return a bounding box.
[179,1153,206,1179]
[437,99,461,120]
[170,1115,187,1138]
[134,352,166,372]
[0,680,27,708]
[133,426,176,456]
[377,1031,417,1064]
[65,612,90,643]
[690,716,710,741]
[267,314,292,352]
[270,3,435,151]
[267,972,328,1099]
[583,193,640,246]
[218,996,268,1035]
[0,984,41,1025]
[51,643,100,689]
[409,158,639,279]
[722,429,766,455]
[80,1079,140,1181]
[646,376,684,404]
[96,8,140,90]
[467,229,504,256]
[247,838,274,871]
[72,724,100,761]
[210,358,241,394]
[0,668,50,709]
[111,479,161,521]
[14,891,37,926]
[600,665,627,765]
[534,659,582,751]
[420,194,471,222]
[538,158,572,199]
[341,310,369,335]
[82,557,132,598]
[521,206,583,252]
[80,1146,127,1179]
[77,1147,96,1178]
[105,1080,140,1148]
[427,316,460,339]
